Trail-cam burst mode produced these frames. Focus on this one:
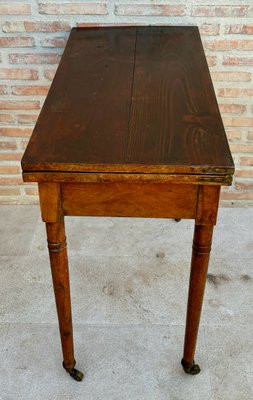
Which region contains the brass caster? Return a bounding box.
[181,359,201,375]
[63,361,84,382]
[175,218,181,222]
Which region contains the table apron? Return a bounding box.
[60,182,198,219]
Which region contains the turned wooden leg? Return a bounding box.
[182,224,214,375]
[46,218,84,381]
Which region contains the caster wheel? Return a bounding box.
[68,368,84,381]
[63,361,84,381]
[175,218,181,222]
[181,359,201,375]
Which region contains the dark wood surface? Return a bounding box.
[23,26,233,380]
[22,26,234,179]
[61,182,198,219]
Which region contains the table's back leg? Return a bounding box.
[182,224,213,374]
[182,185,220,375]
[39,182,84,381]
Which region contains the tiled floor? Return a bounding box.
[0,206,252,400]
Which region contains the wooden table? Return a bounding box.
[22,26,234,382]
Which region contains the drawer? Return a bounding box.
[61,182,198,219]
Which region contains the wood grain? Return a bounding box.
[21,26,234,180]
[23,171,233,185]
[61,182,198,219]
[46,218,75,370]
[38,181,61,222]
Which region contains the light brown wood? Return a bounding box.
[61,182,198,219]
[46,218,75,370]
[182,185,220,373]
[183,224,214,369]
[38,182,61,223]
[196,185,221,225]
[21,26,234,381]
[23,171,233,186]
[21,27,234,179]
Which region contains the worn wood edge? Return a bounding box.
[61,182,198,219]
[38,182,62,222]
[195,27,235,172]
[21,160,234,176]
[23,172,233,186]
[195,185,221,225]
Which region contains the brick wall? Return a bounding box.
[0,1,253,205]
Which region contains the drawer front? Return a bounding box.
[61,182,197,219]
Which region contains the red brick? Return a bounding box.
[0,166,20,174]
[206,56,217,67]
[192,6,251,17]
[0,177,23,185]
[0,141,17,151]
[223,56,253,66]
[229,144,253,153]
[204,40,253,51]
[199,23,220,36]
[0,36,35,47]
[41,37,67,48]
[211,71,251,82]
[44,68,57,80]
[0,153,22,161]
[225,24,253,35]
[226,131,242,141]
[0,101,40,110]
[0,3,31,15]
[0,85,7,95]
[39,3,108,15]
[235,181,253,191]
[17,114,38,124]
[0,68,38,80]
[12,85,49,96]
[0,114,14,124]
[240,157,253,166]
[247,132,253,141]
[21,140,29,150]
[0,128,32,137]
[0,187,21,196]
[219,104,246,115]
[220,192,253,200]
[115,4,186,16]
[25,187,39,196]
[9,53,62,65]
[235,170,253,178]
[76,22,141,28]
[2,21,71,33]
[218,88,253,97]
[223,118,253,127]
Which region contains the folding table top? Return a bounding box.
[22,26,234,181]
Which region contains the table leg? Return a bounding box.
[46,218,84,381]
[181,224,214,375]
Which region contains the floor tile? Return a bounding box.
[30,216,194,259]
[0,206,39,256]
[0,323,211,400]
[0,323,9,353]
[205,325,253,400]
[202,257,253,326]
[0,255,107,324]
[1,206,253,399]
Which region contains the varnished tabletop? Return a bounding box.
[22,26,234,179]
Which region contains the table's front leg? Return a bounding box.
[39,182,84,381]
[182,185,220,375]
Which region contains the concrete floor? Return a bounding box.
[0,206,252,400]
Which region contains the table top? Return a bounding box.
[22,26,234,179]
